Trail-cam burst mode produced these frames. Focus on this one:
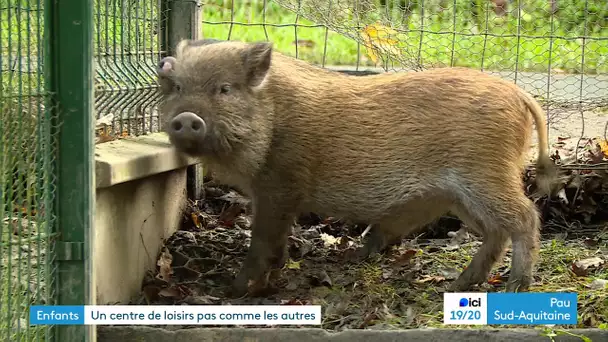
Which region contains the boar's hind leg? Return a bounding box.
[231,194,297,297]
[355,227,401,261]
[504,197,540,292]
[357,197,452,260]
[448,188,540,292]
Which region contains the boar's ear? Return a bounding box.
[177,39,223,58]
[157,57,177,95]
[157,56,176,76]
[187,38,223,47]
[176,39,192,58]
[242,42,272,87]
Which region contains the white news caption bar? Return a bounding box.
[83,305,322,325]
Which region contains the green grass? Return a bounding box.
[1,1,54,337]
[1,90,54,341]
[200,0,608,73]
[1,219,51,342]
[201,1,360,66]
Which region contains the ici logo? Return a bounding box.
[459,297,482,307]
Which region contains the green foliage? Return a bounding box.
[201,0,608,73]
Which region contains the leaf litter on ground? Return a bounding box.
[133,136,608,331]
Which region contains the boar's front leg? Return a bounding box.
[231,192,297,297]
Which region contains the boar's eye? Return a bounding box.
[175,83,182,92]
[220,84,231,94]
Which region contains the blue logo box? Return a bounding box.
[487,292,577,325]
[30,305,85,325]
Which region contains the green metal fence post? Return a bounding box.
[45,0,95,341]
[161,0,205,200]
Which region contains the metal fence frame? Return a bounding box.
[1,1,200,341]
[45,1,94,341]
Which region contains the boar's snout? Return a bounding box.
[169,111,207,142]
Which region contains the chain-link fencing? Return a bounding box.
[2,0,167,340]
[201,0,608,169]
[1,1,58,341]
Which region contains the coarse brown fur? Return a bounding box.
[157,39,558,297]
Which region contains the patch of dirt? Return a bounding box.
[133,136,608,331]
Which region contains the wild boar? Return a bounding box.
[156,38,557,297]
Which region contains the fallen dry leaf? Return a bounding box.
[321,217,335,224]
[360,23,400,65]
[285,280,299,291]
[182,295,221,305]
[572,257,605,277]
[320,233,339,247]
[588,279,608,290]
[218,203,242,227]
[487,274,504,285]
[394,249,418,266]
[95,113,114,130]
[289,237,313,259]
[382,269,393,279]
[583,238,599,247]
[311,270,332,288]
[158,287,181,299]
[280,298,309,305]
[218,191,251,209]
[359,311,378,328]
[337,236,351,249]
[439,267,461,280]
[191,212,201,229]
[444,244,460,251]
[157,247,173,281]
[417,275,446,284]
[142,284,161,304]
[286,258,302,270]
[597,138,608,158]
[96,129,116,144]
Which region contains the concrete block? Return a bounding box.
[95,132,199,189]
[94,133,201,305]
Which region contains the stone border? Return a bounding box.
[95,132,200,189]
[97,326,608,342]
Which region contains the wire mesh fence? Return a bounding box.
[1,1,178,339]
[94,0,167,140]
[1,1,58,341]
[201,0,608,169]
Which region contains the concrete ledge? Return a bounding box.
[93,133,201,305]
[95,132,200,189]
[97,327,608,342]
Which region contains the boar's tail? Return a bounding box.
[520,89,558,197]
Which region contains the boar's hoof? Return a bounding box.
[230,271,271,298]
[352,245,375,262]
[356,230,397,261]
[448,276,482,292]
[270,245,289,269]
[229,276,252,298]
[447,281,472,293]
[505,277,532,293]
